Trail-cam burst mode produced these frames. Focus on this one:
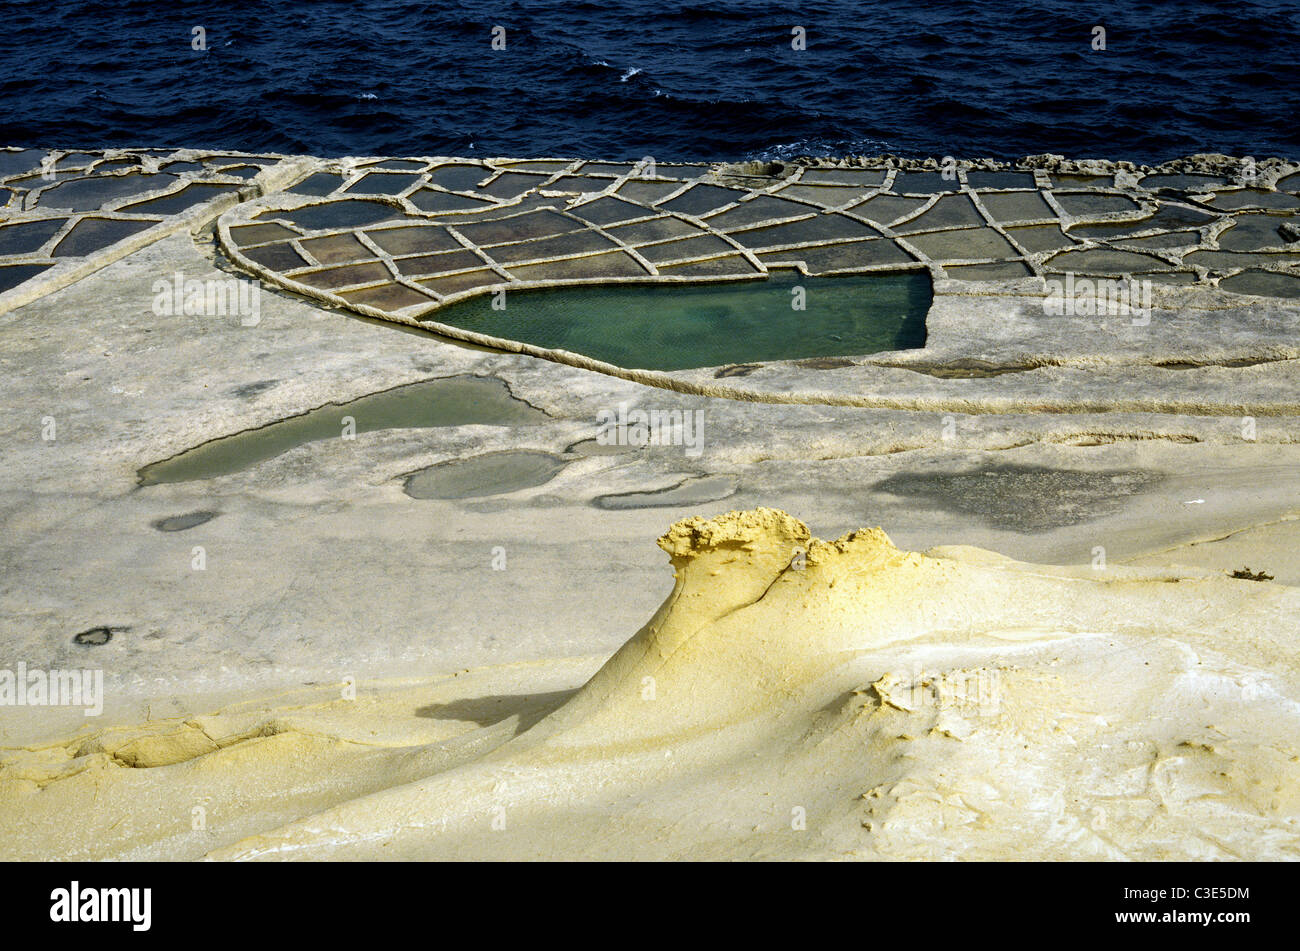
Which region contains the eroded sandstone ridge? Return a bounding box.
[7,507,1295,861]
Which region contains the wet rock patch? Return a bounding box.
[138,375,547,485]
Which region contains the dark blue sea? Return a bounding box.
[2,0,1297,163]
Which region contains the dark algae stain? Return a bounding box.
[871,464,1162,533]
[73,626,124,646]
[152,511,219,532]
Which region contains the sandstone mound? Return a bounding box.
[6,508,1298,861]
[206,508,1300,860]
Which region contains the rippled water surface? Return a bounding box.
[2,2,1297,162]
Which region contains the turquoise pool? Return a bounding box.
[421,269,931,371]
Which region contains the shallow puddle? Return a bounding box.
[1219,270,1300,298]
[0,262,52,292]
[0,217,67,255]
[138,376,547,485]
[402,450,568,499]
[35,172,177,211]
[122,183,238,215]
[262,199,399,231]
[51,217,158,256]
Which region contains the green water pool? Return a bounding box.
[421,269,931,371]
[137,375,546,485]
